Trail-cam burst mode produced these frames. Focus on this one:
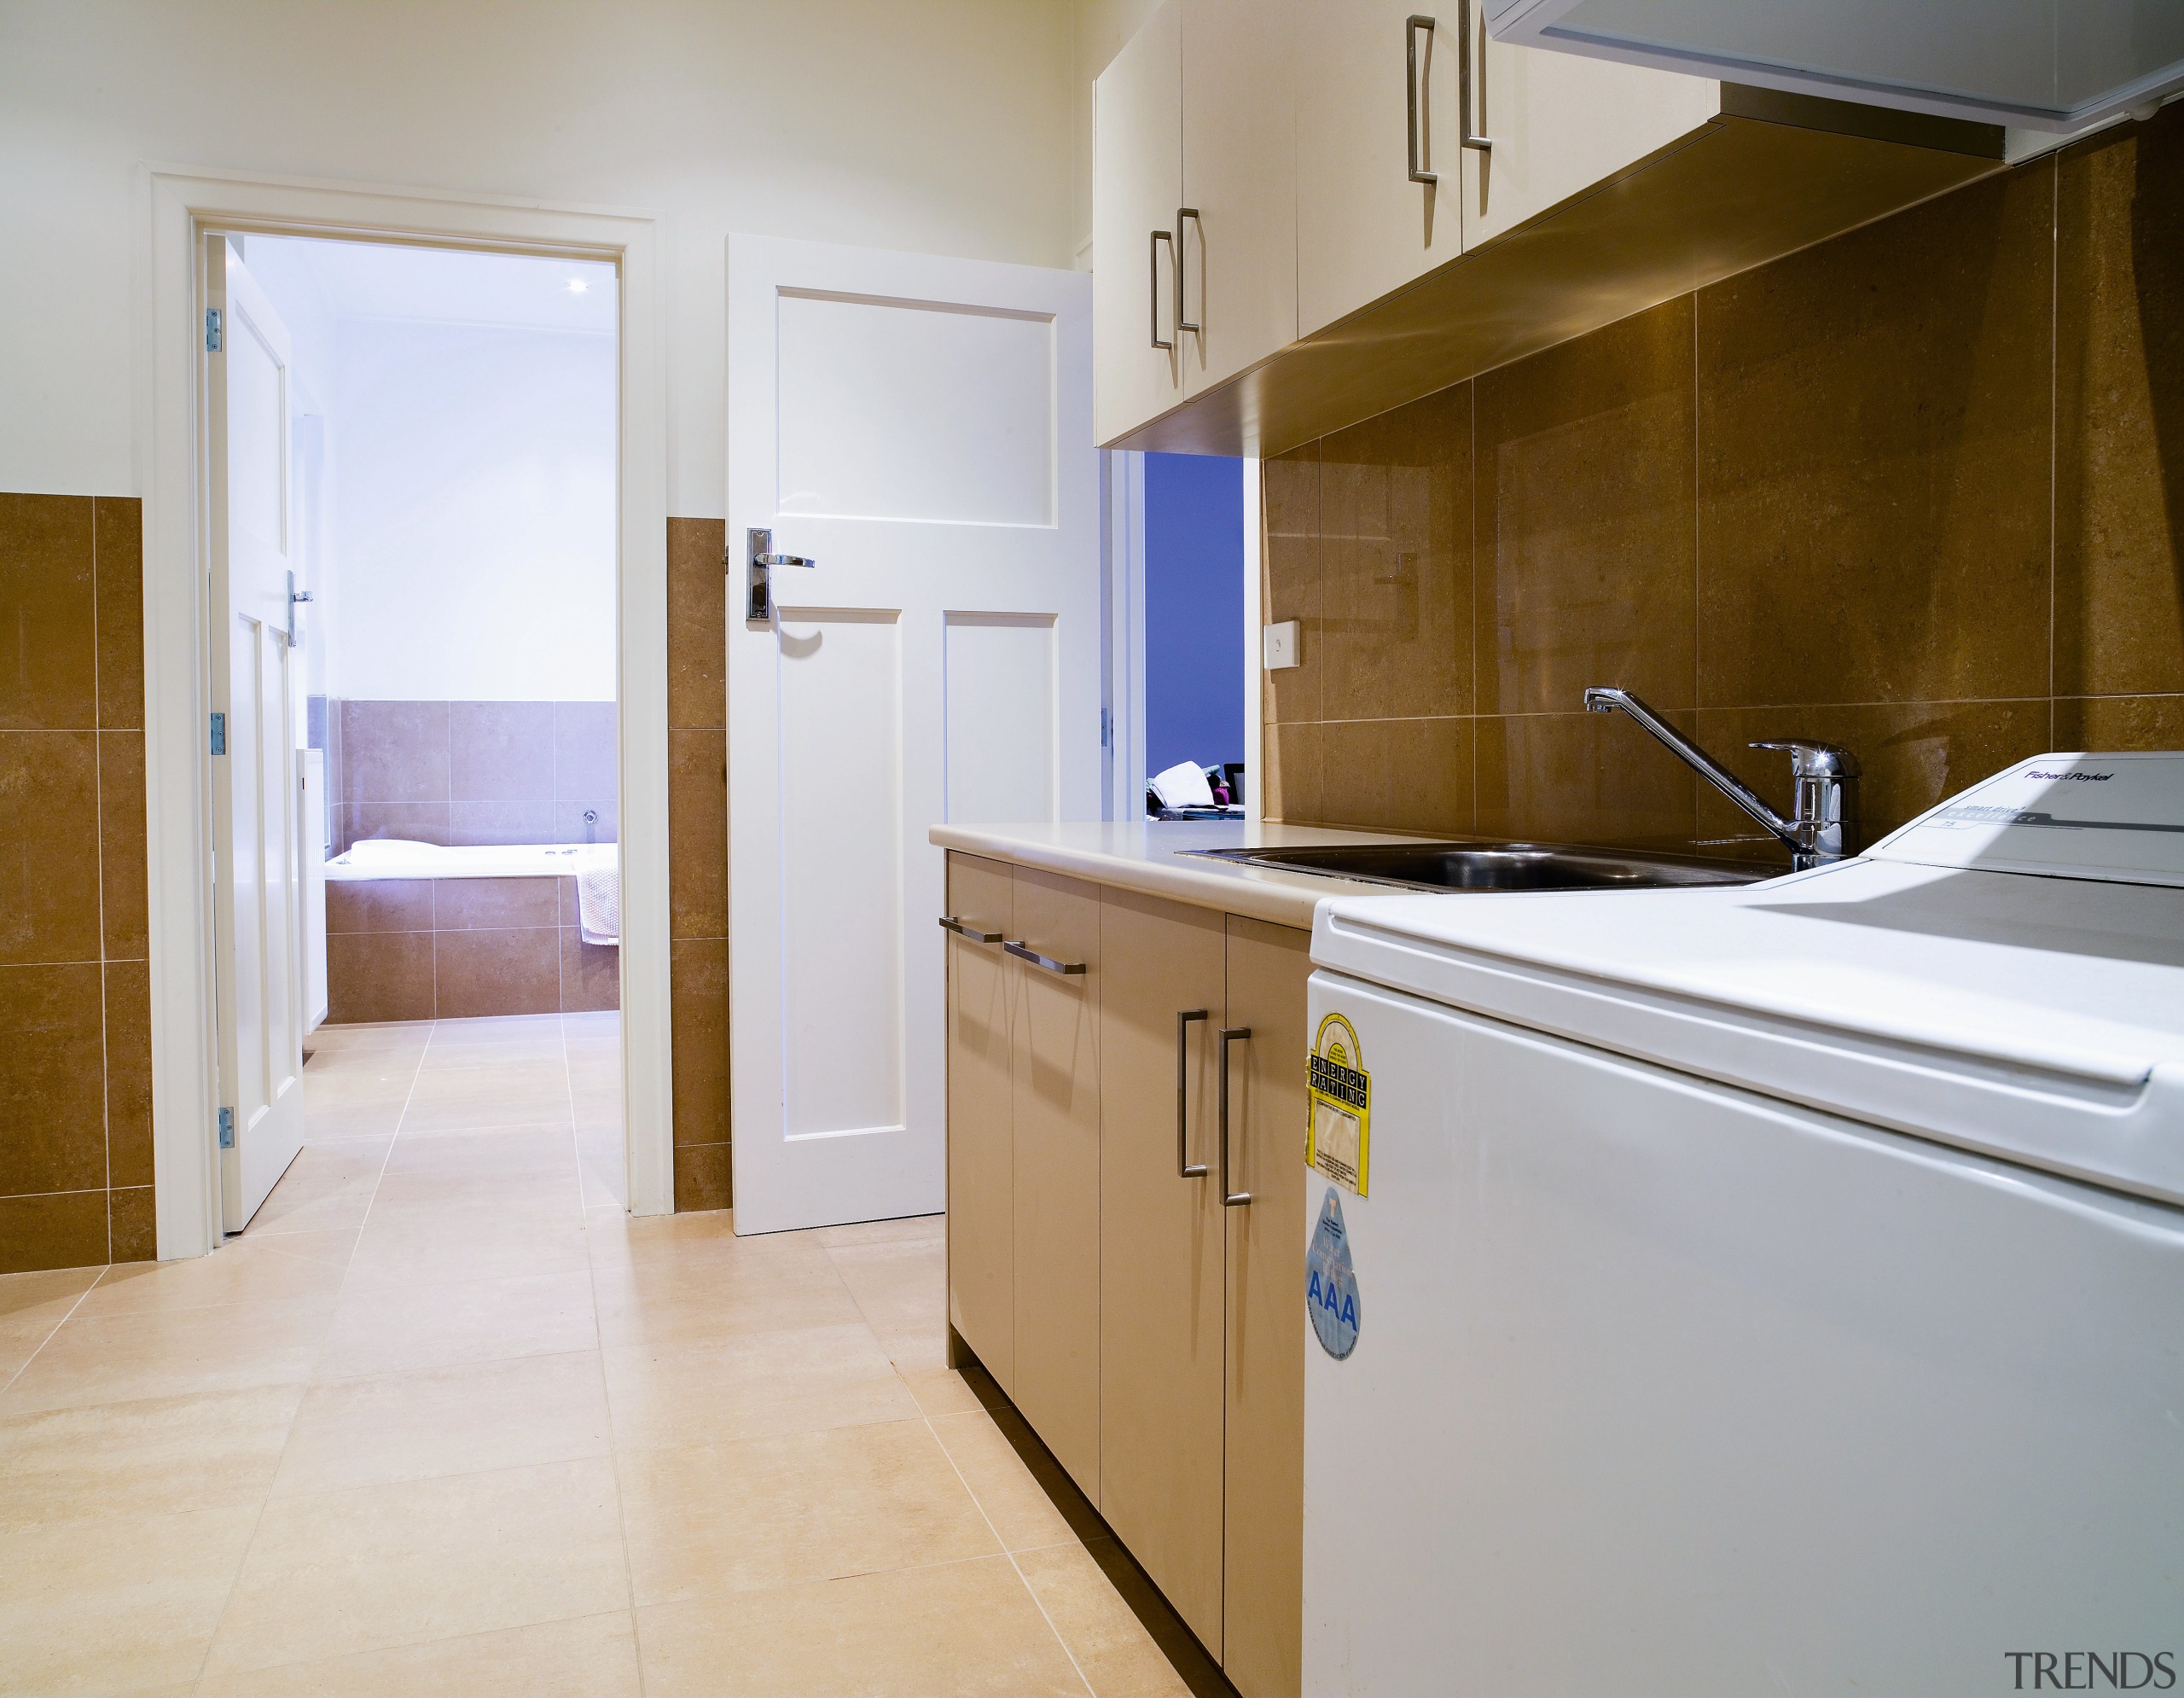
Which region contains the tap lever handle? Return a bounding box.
[1749,739,1859,779]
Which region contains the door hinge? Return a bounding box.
[205,307,223,353]
[209,712,226,756]
[1101,708,1112,749]
[218,1107,235,1149]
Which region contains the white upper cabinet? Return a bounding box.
[1461,13,1719,247]
[1180,0,1300,395]
[1296,3,1467,340]
[1094,1,1185,446]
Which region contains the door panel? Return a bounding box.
[1009,867,1102,1497]
[1223,916,1310,1698]
[208,237,307,1232]
[946,852,1016,1390]
[1180,0,1298,396]
[1098,887,1228,1654]
[726,236,1101,1233]
[1093,0,1185,444]
[1297,0,1464,339]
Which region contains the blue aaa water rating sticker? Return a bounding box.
[1306,1186,1361,1359]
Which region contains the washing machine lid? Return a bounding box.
[1312,854,2184,1205]
[1864,751,2184,887]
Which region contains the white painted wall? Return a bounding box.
[0,0,1077,509]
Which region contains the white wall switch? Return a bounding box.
[1263,619,1301,671]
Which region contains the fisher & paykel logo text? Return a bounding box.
[2006,1652,2175,1689]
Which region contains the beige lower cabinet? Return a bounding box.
[1097,888,1229,1655]
[1008,867,1104,1499]
[944,853,1015,1392]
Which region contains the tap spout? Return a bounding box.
[1582,687,1802,856]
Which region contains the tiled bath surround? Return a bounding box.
[1263,108,2184,852]
[0,495,154,1272]
[326,877,619,1023]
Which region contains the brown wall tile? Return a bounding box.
[1263,720,1322,823]
[326,880,435,935]
[1478,299,1694,717]
[1319,386,1474,723]
[341,802,451,848]
[2055,110,2184,700]
[0,493,96,731]
[108,1185,156,1263]
[671,937,728,1149]
[2054,694,2184,747]
[444,800,561,847]
[560,928,620,1013]
[433,876,560,931]
[434,928,560,1019]
[555,701,619,798]
[326,931,436,1024]
[669,729,727,939]
[1262,444,1322,728]
[0,1189,108,1276]
[98,730,148,959]
[0,962,107,1195]
[673,1142,733,1212]
[0,730,102,965]
[340,701,450,803]
[667,517,728,730]
[1318,718,1472,838]
[1474,711,1700,852]
[448,701,555,801]
[1697,164,2055,710]
[103,959,154,1189]
[94,497,144,731]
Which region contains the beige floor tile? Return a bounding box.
[815,1213,946,1249]
[194,1608,642,1698]
[570,1088,623,1131]
[929,1410,1085,1553]
[400,1063,574,1135]
[275,1351,609,1497]
[1,1300,327,1414]
[310,1021,434,1051]
[342,1206,590,1286]
[417,1020,569,1070]
[899,1365,985,1418]
[368,1168,583,1218]
[635,1555,1088,1698]
[584,1207,746,1269]
[0,1266,102,1383]
[204,1457,629,1678]
[620,1417,999,1607]
[380,1129,579,1180]
[0,1382,301,1529]
[601,1323,917,1453]
[75,1230,355,1319]
[300,1100,410,1141]
[590,1237,860,1347]
[245,1142,391,1236]
[1014,1542,1191,1698]
[313,1270,596,1381]
[826,1235,950,1369]
[0,1503,259,1696]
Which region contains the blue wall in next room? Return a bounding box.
[1144,451,1245,782]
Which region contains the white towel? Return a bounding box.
[578,861,621,946]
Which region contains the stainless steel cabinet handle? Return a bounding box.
[1176,207,1201,335]
[1150,229,1176,351]
[1460,0,1491,153]
[1176,1009,1209,1178]
[1219,1026,1252,1207]
[938,916,1002,944]
[1004,940,1087,977]
[1406,15,1438,183]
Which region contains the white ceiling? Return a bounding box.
[248,235,618,334]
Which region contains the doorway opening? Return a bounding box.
[206,231,627,1236]
[1140,451,1248,818]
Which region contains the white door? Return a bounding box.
[206,237,308,1231]
[726,236,1102,1235]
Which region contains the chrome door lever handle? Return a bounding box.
[938,916,1003,944]
[746,527,818,622]
[1003,940,1086,976]
[753,553,814,567]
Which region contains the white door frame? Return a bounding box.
[142,166,674,1257]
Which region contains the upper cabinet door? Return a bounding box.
[1180,0,1298,396]
[1460,19,1718,249]
[1094,1,1185,445]
[1296,1,1465,340]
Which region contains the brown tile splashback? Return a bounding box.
[1262,443,1322,730]
[0,492,97,732]
[1473,712,1702,853]
[667,517,728,732]
[1316,717,1472,839]
[2054,694,2184,748]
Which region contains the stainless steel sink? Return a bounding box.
[1183,840,1782,893]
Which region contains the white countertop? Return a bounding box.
[929,820,1431,929]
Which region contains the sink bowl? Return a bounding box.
[1184,840,1781,893]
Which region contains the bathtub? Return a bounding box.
[327,838,616,881]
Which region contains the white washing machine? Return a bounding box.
[1301,753,2184,1697]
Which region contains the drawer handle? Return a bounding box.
[1004,940,1086,977]
[1149,228,1176,351]
[1406,14,1438,183]
[1176,1009,1209,1179]
[938,916,1002,944]
[1219,1026,1252,1207]
[1176,207,1201,336]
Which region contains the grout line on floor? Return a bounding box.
[0,1265,112,1399]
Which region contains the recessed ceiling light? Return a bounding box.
[566,279,589,294]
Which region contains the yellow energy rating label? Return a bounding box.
[1305,1012,1370,1196]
